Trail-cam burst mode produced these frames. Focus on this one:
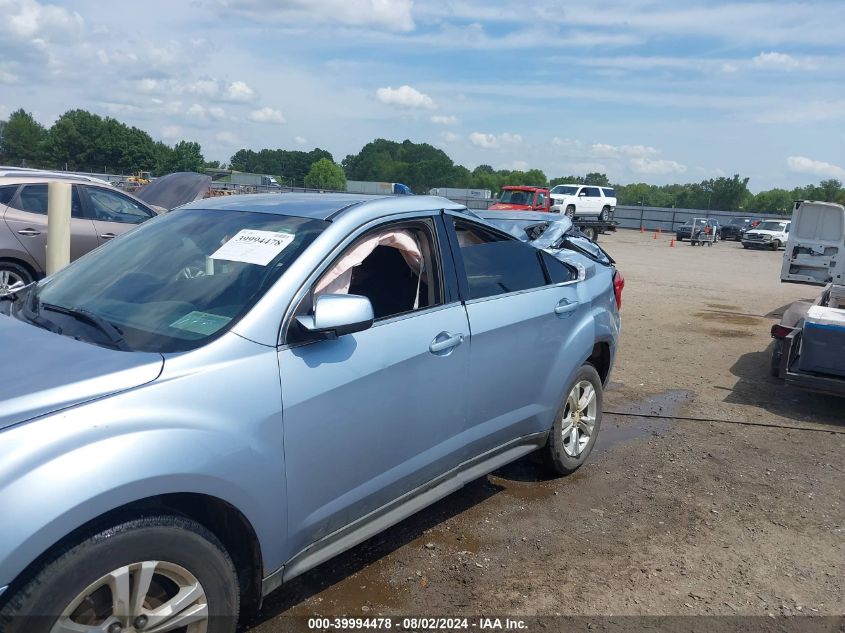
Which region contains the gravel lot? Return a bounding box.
[244,230,844,630]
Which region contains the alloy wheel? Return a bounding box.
[51,561,208,633]
[561,380,598,457]
[0,269,26,297]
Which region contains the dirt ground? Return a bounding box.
[244,230,844,630]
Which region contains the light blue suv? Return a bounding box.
[0,194,621,632]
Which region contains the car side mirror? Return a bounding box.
[296,294,374,339]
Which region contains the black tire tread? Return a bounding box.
[0,514,239,633]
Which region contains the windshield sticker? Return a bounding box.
[210,229,295,266]
[170,311,232,336]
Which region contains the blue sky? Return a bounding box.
[1,0,843,190]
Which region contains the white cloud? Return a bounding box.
[431,114,459,125]
[752,51,815,72]
[787,156,845,179]
[754,99,845,124]
[376,85,436,109]
[294,135,308,145]
[215,131,239,145]
[509,160,529,171]
[208,106,226,120]
[630,157,687,175]
[3,0,84,41]
[0,68,18,83]
[249,106,286,124]
[219,0,415,32]
[590,143,658,159]
[161,125,183,140]
[223,80,256,102]
[186,103,207,121]
[441,131,461,143]
[721,62,739,73]
[468,132,522,149]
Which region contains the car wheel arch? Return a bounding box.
[0,492,265,617]
[0,256,39,281]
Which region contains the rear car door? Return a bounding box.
[81,185,157,244]
[446,214,587,457]
[584,187,602,214]
[277,213,471,558]
[3,183,98,272]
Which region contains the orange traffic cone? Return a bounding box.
[670,238,675,247]
[640,226,645,233]
[653,231,658,239]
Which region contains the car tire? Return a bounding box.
[565,205,576,218]
[0,261,35,296]
[742,244,749,249]
[599,206,610,222]
[0,514,240,633]
[582,226,598,241]
[544,364,603,476]
[771,240,781,251]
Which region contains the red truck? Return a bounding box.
[489,186,550,212]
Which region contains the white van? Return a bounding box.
[780,201,845,286]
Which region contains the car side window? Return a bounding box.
[311,219,442,322]
[86,187,154,224]
[585,187,601,197]
[0,185,18,206]
[540,250,578,283]
[452,218,548,300]
[15,184,85,218]
[536,193,546,207]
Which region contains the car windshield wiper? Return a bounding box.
[40,303,131,351]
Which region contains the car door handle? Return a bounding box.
[429,332,464,354]
[554,299,579,317]
[17,228,41,237]
[100,233,117,240]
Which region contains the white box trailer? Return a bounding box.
[428,187,492,200]
[781,201,845,285]
[773,201,845,397]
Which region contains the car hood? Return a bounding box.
[0,314,164,431]
[746,229,781,236]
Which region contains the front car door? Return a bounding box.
[81,185,157,244]
[277,212,471,560]
[3,183,98,273]
[445,213,587,457]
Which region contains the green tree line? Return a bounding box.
[0,108,205,175]
[2,108,843,214]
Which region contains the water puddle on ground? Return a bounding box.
[596,389,694,454]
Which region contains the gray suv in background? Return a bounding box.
[0,172,159,294]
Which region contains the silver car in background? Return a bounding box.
[0,194,621,632]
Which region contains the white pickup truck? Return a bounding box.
[550,184,616,221]
[742,219,791,250]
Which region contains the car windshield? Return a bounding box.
[16,207,327,353]
[729,218,749,226]
[683,219,706,227]
[756,221,786,231]
[499,190,533,205]
[551,185,579,195]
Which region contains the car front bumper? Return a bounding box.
[742,239,773,247]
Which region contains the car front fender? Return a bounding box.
[0,338,288,589]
